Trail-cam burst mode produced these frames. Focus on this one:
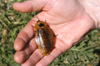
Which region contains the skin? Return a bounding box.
[13,0,100,66]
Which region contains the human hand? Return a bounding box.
[13,0,98,66]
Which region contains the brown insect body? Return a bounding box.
[34,21,54,56]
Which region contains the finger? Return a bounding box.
[14,38,37,63]
[36,48,62,66]
[14,20,35,51]
[21,49,43,66]
[21,36,68,66]
[13,0,47,13]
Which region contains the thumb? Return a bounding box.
[13,0,47,13]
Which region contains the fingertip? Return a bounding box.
[14,37,26,51]
[14,51,26,63]
[13,2,32,13]
[13,0,47,13]
[13,2,22,12]
[13,3,17,9]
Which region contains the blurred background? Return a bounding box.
[0,0,100,66]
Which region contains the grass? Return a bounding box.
[0,0,100,66]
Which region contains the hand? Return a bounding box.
[13,0,98,66]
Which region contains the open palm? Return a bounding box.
[13,0,95,66]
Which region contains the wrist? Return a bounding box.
[78,0,100,28]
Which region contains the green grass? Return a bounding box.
[0,0,100,66]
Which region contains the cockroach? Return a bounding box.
[34,21,55,56]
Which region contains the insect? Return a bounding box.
[34,21,55,56]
